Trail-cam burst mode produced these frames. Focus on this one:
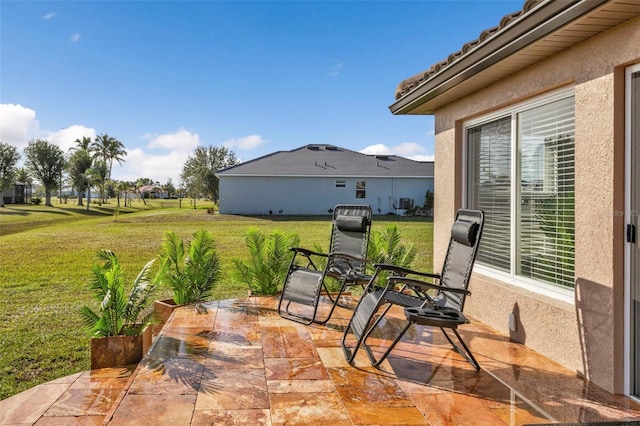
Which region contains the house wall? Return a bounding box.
[433,16,640,393]
[218,176,432,215]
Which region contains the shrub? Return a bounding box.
[159,230,222,309]
[232,228,300,295]
[367,225,417,283]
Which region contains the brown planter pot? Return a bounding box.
[153,298,181,336]
[90,326,152,370]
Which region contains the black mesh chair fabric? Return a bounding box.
[341,209,484,370]
[278,204,373,325]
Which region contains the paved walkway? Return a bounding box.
[2,296,640,425]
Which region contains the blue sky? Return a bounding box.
[0,0,522,183]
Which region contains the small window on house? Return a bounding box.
[335,180,346,188]
[356,181,366,199]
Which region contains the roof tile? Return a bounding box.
[394,0,543,100]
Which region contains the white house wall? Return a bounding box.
[218,176,433,215]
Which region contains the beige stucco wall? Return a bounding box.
[432,16,640,393]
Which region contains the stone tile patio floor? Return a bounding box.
[2,296,640,425]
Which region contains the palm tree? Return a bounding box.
[14,168,31,184]
[106,138,126,180]
[71,136,92,153]
[90,134,126,203]
[83,163,106,210]
[68,150,92,206]
[91,134,126,180]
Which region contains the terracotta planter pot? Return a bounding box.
[153,298,181,336]
[90,326,152,370]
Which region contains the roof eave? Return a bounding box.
[389,0,609,116]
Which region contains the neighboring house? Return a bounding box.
[138,185,168,199]
[390,0,640,397]
[216,144,433,215]
[1,182,32,205]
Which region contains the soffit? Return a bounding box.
[392,0,640,115]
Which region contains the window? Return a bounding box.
[356,181,366,199]
[466,92,575,289]
[335,180,346,188]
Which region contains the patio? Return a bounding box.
[1,295,640,425]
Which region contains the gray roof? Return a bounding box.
[216,144,433,178]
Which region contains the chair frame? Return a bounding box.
[278,204,373,325]
[341,209,484,370]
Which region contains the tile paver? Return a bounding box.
[2,296,640,425]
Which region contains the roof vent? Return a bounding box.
[307,145,320,150]
[325,145,338,151]
[375,155,389,160]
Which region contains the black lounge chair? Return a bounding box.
[278,204,373,325]
[341,209,484,370]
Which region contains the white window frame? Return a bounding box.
[462,86,575,304]
[624,62,640,400]
[356,180,366,199]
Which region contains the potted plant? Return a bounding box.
[80,249,164,369]
[154,230,221,327]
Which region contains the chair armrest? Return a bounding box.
[289,247,328,258]
[387,276,471,295]
[372,263,440,279]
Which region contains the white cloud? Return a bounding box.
[360,144,390,155]
[222,134,266,150]
[70,33,80,42]
[109,129,202,182]
[328,62,343,77]
[48,125,96,152]
[0,104,41,149]
[360,142,433,162]
[146,129,199,153]
[393,142,427,157]
[42,12,56,20]
[0,104,192,183]
[409,154,435,162]
[113,147,190,184]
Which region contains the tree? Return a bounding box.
[23,139,66,207]
[90,134,127,202]
[83,164,106,211]
[91,160,108,207]
[163,178,176,198]
[180,146,239,203]
[14,167,31,184]
[67,149,93,206]
[0,142,20,207]
[71,136,93,153]
[424,189,434,218]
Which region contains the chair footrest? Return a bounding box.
[404,307,468,327]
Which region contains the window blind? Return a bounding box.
[467,116,512,272]
[518,97,575,288]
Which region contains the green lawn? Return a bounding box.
[0,199,433,400]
